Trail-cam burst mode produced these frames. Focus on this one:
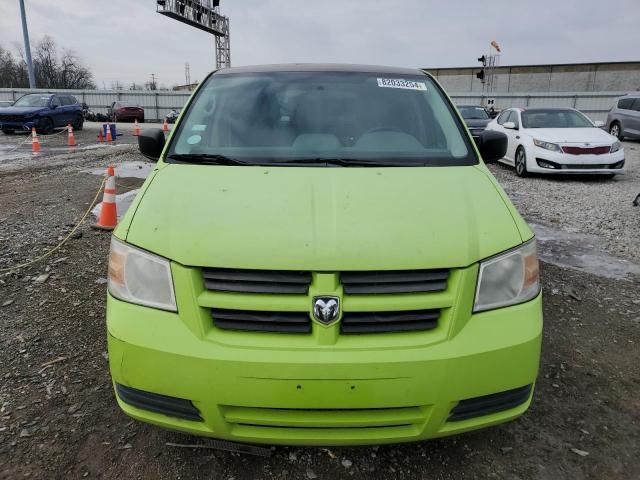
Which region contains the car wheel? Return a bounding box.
[38,117,54,135]
[73,115,84,131]
[2,129,15,135]
[609,122,624,140]
[515,147,528,177]
[139,116,144,123]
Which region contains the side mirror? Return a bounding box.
[50,104,58,109]
[503,121,517,130]
[138,128,165,161]
[593,120,605,128]
[475,130,507,163]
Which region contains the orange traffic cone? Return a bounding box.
[162,118,169,132]
[95,165,117,230]
[133,119,141,136]
[31,128,41,153]
[67,124,76,147]
[105,124,113,142]
[98,130,104,143]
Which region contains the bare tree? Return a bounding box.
[59,51,95,89]
[0,36,95,89]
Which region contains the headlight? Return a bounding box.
[474,239,540,313]
[108,237,177,311]
[533,139,561,152]
[610,141,622,153]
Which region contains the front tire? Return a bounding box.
[2,129,15,135]
[73,115,84,131]
[38,117,54,135]
[609,122,624,140]
[515,147,528,177]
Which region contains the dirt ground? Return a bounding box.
[0,125,639,479]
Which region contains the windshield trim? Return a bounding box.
[13,94,52,108]
[521,109,595,129]
[163,69,479,168]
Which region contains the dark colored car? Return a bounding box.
[457,105,492,137]
[0,93,83,134]
[108,102,145,123]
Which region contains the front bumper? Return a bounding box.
[0,118,39,131]
[530,146,625,174]
[107,285,542,446]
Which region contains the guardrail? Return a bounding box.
[449,91,624,122]
[0,88,191,122]
[0,88,624,122]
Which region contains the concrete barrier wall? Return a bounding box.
[426,62,640,94]
[0,88,625,122]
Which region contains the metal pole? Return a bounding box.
[19,0,37,89]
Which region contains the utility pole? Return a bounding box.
[18,0,37,88]
[150,73,157,90]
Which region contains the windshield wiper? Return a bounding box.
[277,158,422,167]
[287,158,424,167]
[168,154,423,167]
[167,153,259,166]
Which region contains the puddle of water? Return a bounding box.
[530,222,640,280]
[87,161,153,179]
[92,189,139,221]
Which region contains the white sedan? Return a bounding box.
[485,107,625,176]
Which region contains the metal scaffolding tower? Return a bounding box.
[214,15,231,69]
[156,0,231,69]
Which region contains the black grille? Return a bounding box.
[536,159,624,171]
[212,308,311,333]
[341,270,449,295]
[0,115,24,123]
[203,268,312,294]
[341,309,439,334]
[115,383,202,421]
[448,384,533,422]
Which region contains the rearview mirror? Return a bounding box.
[503,121,517,130]
[475,130,507,163]
[593,120,605,128]
[138,129,165,161]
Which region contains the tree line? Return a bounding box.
[0,36,95,89]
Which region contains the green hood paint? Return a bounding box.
[125,164,525,270]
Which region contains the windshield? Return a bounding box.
[13,95,51,108]
[168,71,474,166]
[521,109,594,129]
[458,106,489,120]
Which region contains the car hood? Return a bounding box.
[0,106,46,116]
[526,127,614,144]
[464,118,491,129]
[125,164,524,270]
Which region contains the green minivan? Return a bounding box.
[107,64,542,446]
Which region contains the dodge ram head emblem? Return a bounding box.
[313,296,340,325]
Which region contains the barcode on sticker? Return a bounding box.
[377,78,427,91]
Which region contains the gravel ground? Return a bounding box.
[0,128,639,479]
[487,140,640,262]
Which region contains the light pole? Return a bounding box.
[18,0,37,88]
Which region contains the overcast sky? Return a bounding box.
[1,0,638,88]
